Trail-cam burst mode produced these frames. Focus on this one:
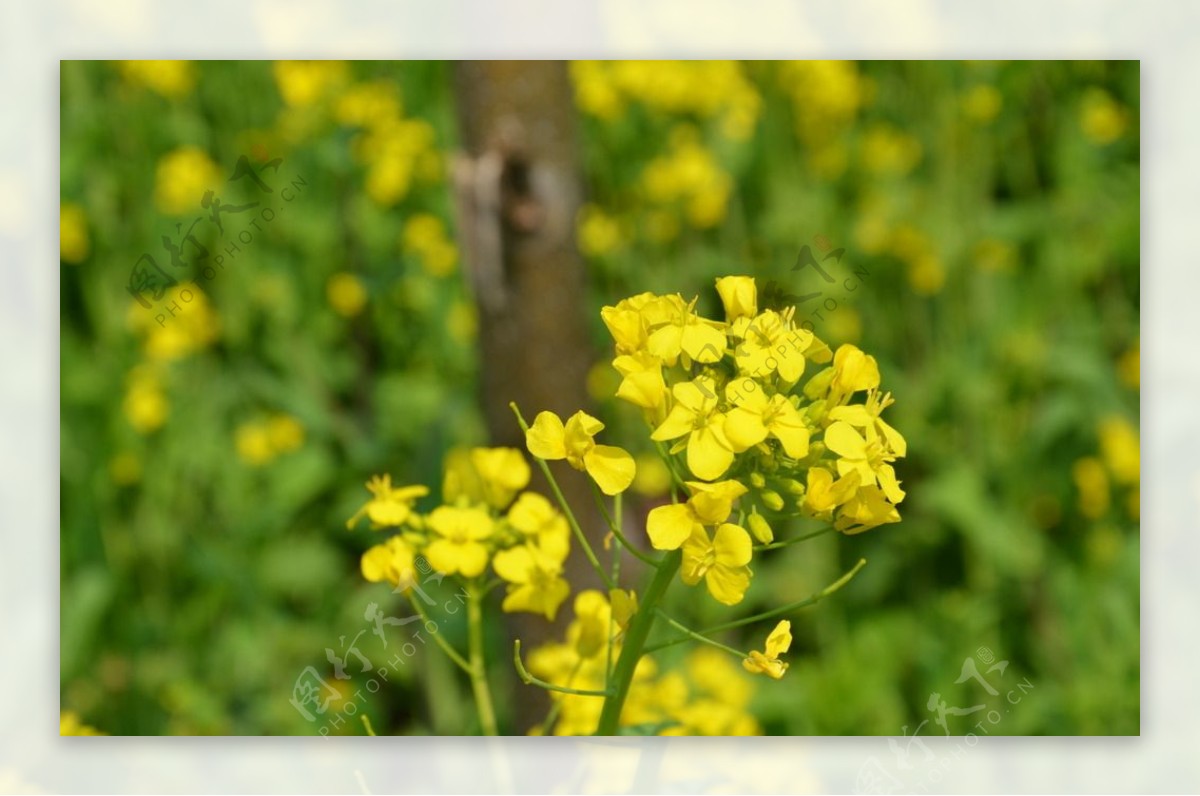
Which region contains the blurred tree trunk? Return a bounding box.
[452,60,600,731]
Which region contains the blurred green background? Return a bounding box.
[60,60,1139,735]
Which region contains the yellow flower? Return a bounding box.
[335,80,403,128]
[646,479,747,550]
[469,447,531,508]
[346,474,429,529]
[327,272,367,317]
[361,535,417,588]
[963,83,1002,123]
[836,485,901,534]
[1080,88,1128,145]
[803,467,860,515]
[680,522,753,606]
[493,544,570,620]
[506,492,570,562]
[124,369,168,434]
[723,377,810,457]
[824,420,905,504]
[827,389,906,457]
[610,589,638,631]
[60,203,89,263]
[746,510,773,544]
[267,414,305,453]
[714,275,757,321]
[115,60,196,99]
[734,310,816,383]
[829,343,881,400]
[612,352,668,410]
[402,213,458,277]
[651,378,735,481]
[742,620,792,679]
[578,204,623,257]
[525,410,636,496]
[646,298,726,367]
[154,146,220,216]
[568,590,613,660]
[424,505,494,578]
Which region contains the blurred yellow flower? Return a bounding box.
[267,414,305,453]
[425,505,494,578]
[640,129,732,229]
[327,272,367,317]
[860,124,922,176]
[779,60,864,144]
[235,422,274,466]
[123,368,168,434]
[493,544,570,620]
[1098,416,1139,485]
[347,474,430,529]
[60,203,89,263]
[631,452,672,497]
[335,80,403,129]
[962,84,1002,123]
[115,60,196,99]
[973,238,1017,273]
[108,451,142,486]
[447,299,478,344]
[127,283,219,362]
[577,204,623,257]
[361,535,417,588]
[1080,88,1129,145]
[273,60,348,108]
[61,711,104,736]
[402,213,458,277]
[154,147,221,216]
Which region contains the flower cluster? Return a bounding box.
[525,590,763,736]
[602,275,907,606]
[348,448,575,621]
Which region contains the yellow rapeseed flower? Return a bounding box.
[742,620,792,679]
[154,147,220,216]
[115,60,196,99]
[651,378,736,481]
[646,480,747,551]
[526,410,636,496]
[424,505,494,578]
[680,522,753,606]
[346,474,429,530]
[361,535,417,588]
[493,544,570,620]
[327,272,367,317]
[60,203,89,263]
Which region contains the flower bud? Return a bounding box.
[715,275,757,321]
[748,471,767,489]
[761,489,785,512]
[747,511,774,544]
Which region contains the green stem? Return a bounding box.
[510,402,615,590]
[591,482,660,567]
[467,584,500,735]
[407,593,472,674]
[537,658,586,735]
[595,550,681,735]
[514,641,612,697]
[653,609,746,658]
[753,525,835,551]
[644,558,867,652]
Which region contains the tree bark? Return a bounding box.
[452,60,601,732]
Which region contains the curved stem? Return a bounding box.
[407,592,472,674]
[510,402,614,590]
[595,550,681,735]
[514,641,611,697]
[645,558,868,652]
[467,584,499,735]
[753,525,835,551]
[590,482,660,567]
[653,609,746,658]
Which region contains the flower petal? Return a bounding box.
[585,444,637,495]
[705,564,750,606]
[647,503,698,551]
[526,411,567,460]
[713,523,753,567]
[492,546,534,584]
[724,406,769,452]
[650,403,694,442]
[687,424,735,481]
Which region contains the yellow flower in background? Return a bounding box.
[446,299,478,344]
[651,378,735,481]
[361,535,417,588]
[123,368,168,434]
[1098,416,1139,485]
[336,80,403,129]
[493,544,570,620]
[640,128,733,229]
[115,60,196,99]
[402,213,458,277]
[1080,87,1129,145]
[908,255,946,295]
[578,204,623,257]
[743,620,792,679]
[779,60,864,144]
[829,344,881,400]
[442,447,531,510]
[610,589,638,632]
[506,492,570,562]
[803,466,861,516]
[346,474,429,529]
[567,590,612,659]
[60,203,89,263]
[235,422,273,465]
[273,60,348,108]
[327,272,367,317]
[631,452,672,497]
[124,283,219,363]
[825,420,905,504]
[267,414,305,453]
[646,479,747,551]
[60,711,104,736]
[424,505,494,578]
[359,120,438,206]
[1073,457,1110,519]
[962,83,1002,123]
[526,410,636,496]
[154,147,220,216]
[680,522,753,606]
[723,377,810,457]
[860,124,922,176]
